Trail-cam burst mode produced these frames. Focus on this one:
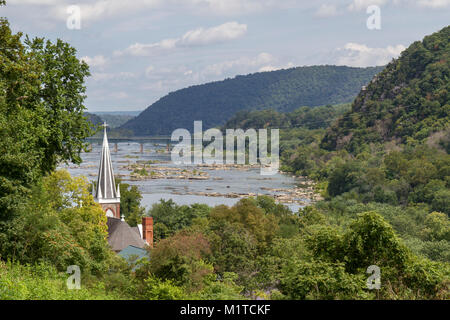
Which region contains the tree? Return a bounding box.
[148,231,212,291]
[342,211,411,273]
[0,17,92,221]
[149,199,210,241]
[209,198,278,251]
[117,181,145,227]
[327,160,361,197]
[279,260,369,300]
[0,170,117,274]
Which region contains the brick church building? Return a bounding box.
[94,123,153,254]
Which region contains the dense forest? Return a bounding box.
[321,26,449,153]
[120,65,382,136]
[213,26,450,298]
[0,0,448,300]
[85,112,134,129]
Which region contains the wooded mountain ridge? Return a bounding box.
[120,65,383,136]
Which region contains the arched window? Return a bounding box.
[106,208,114,217]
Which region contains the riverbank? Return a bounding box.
[62,144,322,210]
[119,161,323,206]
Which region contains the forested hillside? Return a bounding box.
[321,26,450,153]
[120,65,382,136]
[275,27,450,212]
[226,26,450,285]
[85,112,134,129]
[85,112,103,127]
[224,103,350,130]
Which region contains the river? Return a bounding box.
[60,142,311,212]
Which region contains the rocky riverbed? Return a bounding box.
[118,161,323,206]
[63,145,323,209]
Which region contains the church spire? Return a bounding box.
[95,122,120,208]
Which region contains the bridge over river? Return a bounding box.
[85,136,205,153]
[86,136,173,153]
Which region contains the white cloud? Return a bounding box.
[347,0,450,10]
[416,0,450,8]
[145,65,191,79]
[81,55,108,69]
[115,21,247,57]
[198,52,294,79]
[42,0,295,22]
[187,0,297,15]
[138,53,293,94]
[180,22,247,46]
[7,0,59,4]
[258,62,295,72]
[348,0,388,11]
[90,71,136,82]
[200,52,275,77]
[48,0,162,22]
[90,73,114,82]
[336,42,406,67]
[315,4,339,17]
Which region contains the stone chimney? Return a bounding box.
[142,217,154,248]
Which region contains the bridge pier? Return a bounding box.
[85,137,173,153]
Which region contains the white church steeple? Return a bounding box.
[94,122,121,218]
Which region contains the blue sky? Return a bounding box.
[1,0,449,112]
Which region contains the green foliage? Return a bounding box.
[322,26,450,152]
[117,179,145,227]
[279,260,370,300]
[93,113,134,129]
[207,217,259,289]
[139,275,186,300]
[278,210,449,299]
[149,199,210,241]
[224,104,351,131]
[342,212,411,273]
[121,66,381,135]
[190,272,245,300]
[85,112,103,128]
[0,170,118,275]
[209,198,279,250]
[143,196,449,299]
[0,18,92,220]
[0,261,124,300]
[421,212,450,242]
[147,231,212,291]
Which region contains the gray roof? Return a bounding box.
[107,217,146,252]
[95,123,120,201]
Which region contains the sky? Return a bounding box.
[1,0,449,112]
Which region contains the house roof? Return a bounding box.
[118,245,149,263]
[107,217,146,252]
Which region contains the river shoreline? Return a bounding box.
[120,161,323,207]
[62,144,322,210]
